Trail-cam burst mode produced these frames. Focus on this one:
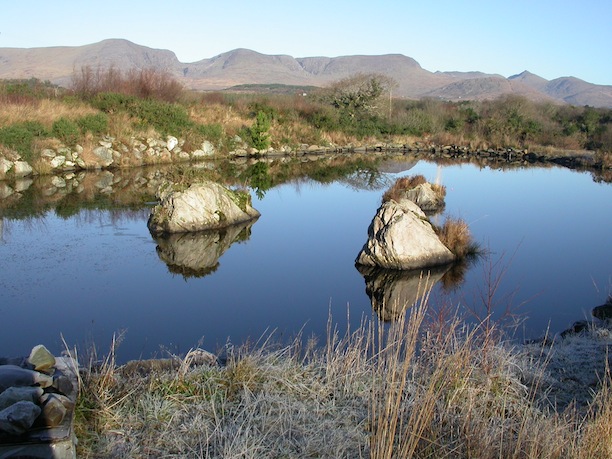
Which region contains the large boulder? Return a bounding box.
[356,199,455,270]
[147,180,260,235]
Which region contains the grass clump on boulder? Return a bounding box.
[436,216,480,259]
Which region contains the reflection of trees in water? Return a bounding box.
[338,168,392,191]
[152,220,256,279]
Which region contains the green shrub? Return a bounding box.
[91,92,136,113]
[76,113,109,135]
[0,121,48,160]
[245,111,271,150]
[91,93,193,135]
[194,123,223,143]
[132,99,193,135]
[52,118,81,146]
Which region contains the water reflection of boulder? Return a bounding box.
[153,220,256,278]
[357,264,451,322]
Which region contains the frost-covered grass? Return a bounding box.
[72,291,612,458]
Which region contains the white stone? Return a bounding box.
[167,136,179,151]
[13,161,33,178]
[356,199,455,270]
[0,158,13,179]
[41,149,57,158]
[148,180,260,234]
[50,156,66,168]
[92,146,114,167]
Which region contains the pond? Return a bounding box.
[0,156,610,362]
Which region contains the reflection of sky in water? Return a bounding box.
[0,161,610,362]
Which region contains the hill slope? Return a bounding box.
[1,39,611,107]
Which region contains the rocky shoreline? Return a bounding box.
[0,130,609,184]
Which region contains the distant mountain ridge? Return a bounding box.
[1,38,610,108]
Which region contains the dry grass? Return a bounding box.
[382,175,427,202]
[71,281,612,458]
[0,99,97,127]
[437,217,478,259]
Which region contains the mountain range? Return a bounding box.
[1,38,611,108]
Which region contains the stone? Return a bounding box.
[0,386,44,411]
[50,155,66,168]
[167,136,179,151]
[13,161,33,178]
[41,149,56,159]
[0,158,14,179]
[92,146,114,167]
[0,365,53,392]
[27,344,56,372]
[403,183,445,213]
[201,140,215,156]
[39,394,67,427]
[592,297,612,320]
[148,180,260,235]
[75,157,87,168]
[0,401,41,436]
[178,151,191,161]
[355,199,455,270]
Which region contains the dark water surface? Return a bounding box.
[1,159,610,362]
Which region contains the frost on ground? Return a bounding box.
[521,323,612,412]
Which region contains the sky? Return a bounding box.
[1,0,610,85]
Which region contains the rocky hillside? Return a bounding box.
[1,38,611,107]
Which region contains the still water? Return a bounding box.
[1,158,610,362]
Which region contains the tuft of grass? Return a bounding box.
[382,174,427,202]
[436,216,480,259]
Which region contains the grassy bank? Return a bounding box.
[1,73,611,176]
[72,289,612,458]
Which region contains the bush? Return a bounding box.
[245,111,271,150]
[91,93,193,136]
[76,113,109,135]
[52,118,81,145]
[0,121,48,160]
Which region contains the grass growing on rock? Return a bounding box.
[71,286,612,458]
[436,216,481,259]
[382,175,447,204]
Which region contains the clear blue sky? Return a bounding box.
[1,0,610,85]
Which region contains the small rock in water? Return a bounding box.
[28,344,56,372]
[0,401,42,436]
